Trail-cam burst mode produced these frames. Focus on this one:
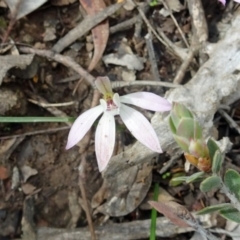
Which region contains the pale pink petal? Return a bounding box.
[95,112,116,172]
[120,92,172,112]
[66,105,103,149]
[95,77,113,95]
[234,0,240,3]
[120,104,162,153]
[218,0,226,5]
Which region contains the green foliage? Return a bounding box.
[149,184,159,240]
[149,0,160,7]
[224,169,240,200]
[177,118,195,140]
[200,176,221,192]
[170,171,205,185]
[173,134,189,152]
[220,207,240,223]
[197,203,231,215]
[169,172,185,186]
[211,150,223,174]
[0,116,75,123]
[207,138,220,162]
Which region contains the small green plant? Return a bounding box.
[150,103,240,240]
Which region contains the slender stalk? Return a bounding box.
[0,117,75,123]
[149,183,159,240]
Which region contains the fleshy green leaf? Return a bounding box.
[169,172,186,186]
[170,172,205,185]
[212,150,223,174]
[174,103,193,119]
[170,110,180,131]
[186,171,205,183]
[173,134,190,152]
[194,121,202,139]
[207,138,220,162]
[220,207,240,223]
[170,176,188,185]
[200,176,221,192]
[224,169,240,200]
[197,203,232,215]
[177,118,194,140]
[169,116,177,134]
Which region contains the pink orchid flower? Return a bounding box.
[219,0,240,5]
[66,77,172,172]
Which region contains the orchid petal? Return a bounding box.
[120,92,172,112]
[120,104,162,153]
[218,0,225,5]
[95,112,116,172]
[95,77,113,95]
[100,99,107,111]
[66,105,103,149]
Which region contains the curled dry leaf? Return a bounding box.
[149,200,194,228]
[0,166,10,180]
[94,163,153,216]
[80,0,109,71]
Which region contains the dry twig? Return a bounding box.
[28,99,75,108]
[162,0,189,48]
[79,153,96,240]
[19,47,95,88]
[0,126,70,140]
[111,80,179,89]
[52,2,123,53]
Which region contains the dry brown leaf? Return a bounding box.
[95,163,153,216]
[149,200,195,228]
[80,0,109,72]
[0,166,9,180]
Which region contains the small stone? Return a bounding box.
[22,33,34,44]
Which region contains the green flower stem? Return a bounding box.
[0,117,75,123]
[150,183,159,240]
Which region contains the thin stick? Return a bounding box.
[79,153,97,240]
[134,2,168,47]
[19,47,95,88]
[52,2,123,53]
[162,0,189,48]
[145,32,161,82]
[111,80,179,89]
[28,99,75,107]
[56,74,81,83]
[0,126,70,140]
[218,109,240,134]
[173,49,194,84]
